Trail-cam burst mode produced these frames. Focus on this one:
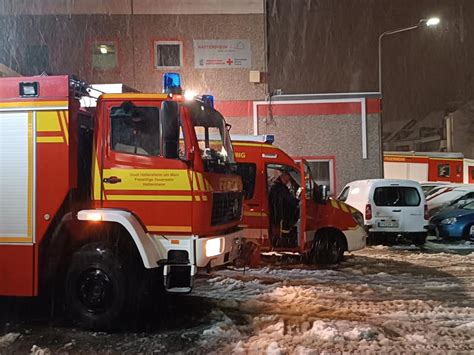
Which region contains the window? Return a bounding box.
[373,187,421,207]
[236,163,257,200]
[305,159,334,194]
[438,164,450,178]
[338,186,350,202]
[92,42,117,70]
[154,41,182,69]
[110,105,160,156]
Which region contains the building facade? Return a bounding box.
[0,0,383,193]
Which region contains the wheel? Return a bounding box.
[311,231,344,264]
[412,233,427,246]
[65,243,129,330]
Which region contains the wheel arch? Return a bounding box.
[314,226,348,251]
[76,209,160,269]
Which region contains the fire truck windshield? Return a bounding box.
[185,101,235,168]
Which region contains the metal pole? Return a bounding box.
[377,23,421,176]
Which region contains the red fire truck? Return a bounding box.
[0,74,243,329]
[232,135,367,265]
[384,151,474,184]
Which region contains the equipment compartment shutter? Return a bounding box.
[0,111,33,243]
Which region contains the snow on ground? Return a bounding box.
[192,245,474,353]
[0,245,473,353]
[0,333,20,349]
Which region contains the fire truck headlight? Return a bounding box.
[205,238,222,257]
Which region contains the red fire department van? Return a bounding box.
[0,74,243,329]
[232,135,367,264]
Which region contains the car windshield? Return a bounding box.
[461,200,474,210]
[185,101,235,166]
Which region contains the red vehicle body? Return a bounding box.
[0,75,243,329]
[232,136,367,264]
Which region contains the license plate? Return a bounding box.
[378,221,399,228]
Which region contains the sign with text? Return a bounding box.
[194,40,251,69]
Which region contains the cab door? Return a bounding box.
[299,160,317,252]
[97,100,193,234]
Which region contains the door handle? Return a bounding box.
[103,176,122,184]
[248,203,260,207]
[392,209,402,212]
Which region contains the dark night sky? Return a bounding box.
[267,0,474,126]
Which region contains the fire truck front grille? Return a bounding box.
[211,192,243,226]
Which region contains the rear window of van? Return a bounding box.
[373,186,421,207]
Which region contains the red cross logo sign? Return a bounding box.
[226,58,234,66]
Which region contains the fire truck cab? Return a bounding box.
[232,135,366,264]
[0,74,243,329]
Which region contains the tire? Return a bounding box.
[464,224,474,240]
[311,230,344,264]
[412,233,427,246]
[65,243,129,330]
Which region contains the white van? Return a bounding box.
[338,179,428,245]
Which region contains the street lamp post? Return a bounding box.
[378,17,440,95]
[377,17,440,173]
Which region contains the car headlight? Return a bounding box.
[441,217,457,225]
[205,238,222,257]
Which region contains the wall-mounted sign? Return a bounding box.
[194,39,251,69]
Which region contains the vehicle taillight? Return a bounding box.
[424,204,429,220]
[365,204,372,220]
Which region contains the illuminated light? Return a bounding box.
[83,212,102,221]
[205,238,222,257]
[425,17,440,26]
[163,72,182,94]
[184,90,196,101]
[99,45,108,54]
[201,95,214,108]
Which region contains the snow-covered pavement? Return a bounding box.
[1,243,473,353]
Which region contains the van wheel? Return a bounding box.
[65,243,129,330]
[311,231,344,264]
[412,233,427,246]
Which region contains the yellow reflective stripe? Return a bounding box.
[195,195,201,201]
[0,100,68,108]
[349,207,358,214]
[59,111,69,145]
[192,172,199,190]
[233,142,271,148]
[244,211,268,217]
[330,199,340,209]
[197,173,206,191]
[147,226,192,232]
[340,202,350,213]
[106,195,192,201]
[102,169,192,191]
[36,111,61,132]
[37,136,64,143]
[205,179,214,191]
[202,195,208,201]
[27,112,33,241]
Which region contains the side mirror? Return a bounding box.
[316,185,329,204]
[161,101,180,159]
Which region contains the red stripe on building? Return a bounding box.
[215,98,381,118]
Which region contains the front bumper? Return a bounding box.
[343,225,367,251]
[429,223,464,239]
[194,229,243,268]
